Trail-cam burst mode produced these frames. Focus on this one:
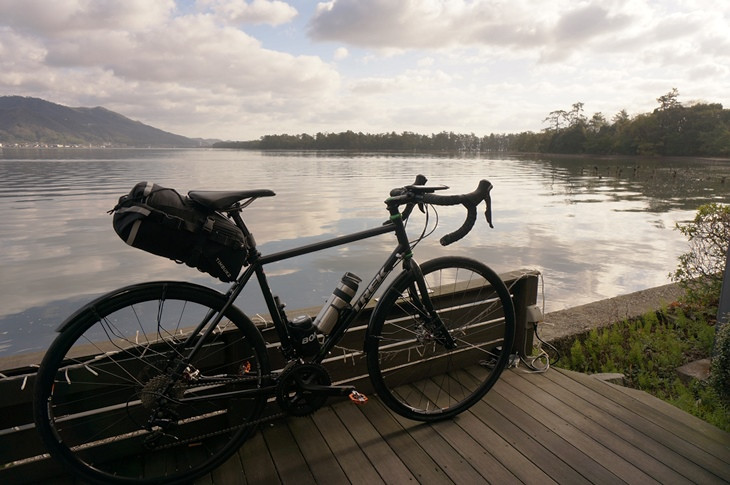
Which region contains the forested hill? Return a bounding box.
[0,96,202,148]
[216,90,730,157]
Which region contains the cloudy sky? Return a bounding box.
[1,0,728,141]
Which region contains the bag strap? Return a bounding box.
[188,216,217,266]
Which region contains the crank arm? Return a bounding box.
[299,383,356,396]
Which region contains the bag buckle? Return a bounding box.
[203,216,215,232]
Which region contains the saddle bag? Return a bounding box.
[111,181,247,282]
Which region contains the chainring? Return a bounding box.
[276,363,331,417]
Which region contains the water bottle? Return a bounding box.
[288,315,320,357]
[313,272,361,334]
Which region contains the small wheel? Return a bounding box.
[366,256,515,421]
[276,363,331,417]
[33,282,270,484]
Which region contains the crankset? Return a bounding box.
[276,363,356,417]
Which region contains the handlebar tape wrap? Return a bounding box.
[421,179,494,246]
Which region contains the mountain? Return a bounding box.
[0,96,204,148]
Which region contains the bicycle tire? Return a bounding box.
[33,281,270,484]
[366,256,515,421]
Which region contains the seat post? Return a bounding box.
[230,210,257,250]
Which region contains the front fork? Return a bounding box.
[404,259,457,350]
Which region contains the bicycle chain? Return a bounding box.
[147,351,367,451]
[150,409,287,451]
[147,371,282,450]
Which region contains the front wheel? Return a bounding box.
[33,281,270,484]
[366,256,515,421]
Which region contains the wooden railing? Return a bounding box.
[0,269,539,483]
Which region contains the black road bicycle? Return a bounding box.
[33,175,516,484]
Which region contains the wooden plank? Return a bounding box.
[331,401,417,485]
[497,371,660,485]
[310,406,384,484]
[237,428,279,483]
[262,422,316,485]
[557,369,730,460]
[513,369,695,485]
[607,376,730,446]
[483,386,620,483]
[451,408,558,484]
[457,380,591,484]
[403,372,539,483]
[554,369,730,468]
[287,415,350,484]
[545,369,730,484]
[0,455,75,485]
[210,454,248,485]
[0,423,50,464]
[383,410,485,484]
[357,398,454,483]
[416,412,519,483]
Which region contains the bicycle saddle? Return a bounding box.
[188,189,275,211]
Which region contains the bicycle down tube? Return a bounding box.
[241,201,414,364]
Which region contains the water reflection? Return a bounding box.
[0,150,729,356]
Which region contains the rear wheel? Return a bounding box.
[367,256,515,421]
[33,282,269,484]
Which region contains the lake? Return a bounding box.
[1,148,729,357]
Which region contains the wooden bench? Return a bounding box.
[0,269,539,483]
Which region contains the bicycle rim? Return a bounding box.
[33,282,269,484]
[367,256,515,421]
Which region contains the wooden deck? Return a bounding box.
[223,367,730,485]
[29,366,729,485]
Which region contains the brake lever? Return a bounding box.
[484,193,493,228]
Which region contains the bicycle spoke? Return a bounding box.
[35,282,269,484]
[368,257,515,420]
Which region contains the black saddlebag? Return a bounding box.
[112,182,247,282]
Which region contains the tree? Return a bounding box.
[671,203,730,310]
[543,109,568,131]
[567,102,587,127]
[656,88,681,111]
[587,112,608,133]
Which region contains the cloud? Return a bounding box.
[0,0,175,34]
[308,0,638,55]
[198,0,298,26]
[333,46,349,60]
[308,0,730,67]
[554,4,632,43]
[0,0,340,138]
[0,0,728,140]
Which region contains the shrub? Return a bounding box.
[711,322,730,404]
[556,309,728,431]
[671,203,730,310]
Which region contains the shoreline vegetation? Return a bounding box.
[555,305,729,432]
[2,90,729,158]
[554,202,730,432]
[214,89,730,158]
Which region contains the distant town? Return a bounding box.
[2,142,121,149]
[0,142,202,149]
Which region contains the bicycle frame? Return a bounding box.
[174,201,424,396]
[240,203,418,362]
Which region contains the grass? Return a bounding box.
[553,306,729,432]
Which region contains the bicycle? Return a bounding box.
[33,175,516,484]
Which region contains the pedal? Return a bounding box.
[349,390,368,404]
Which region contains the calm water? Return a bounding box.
[1,148,729,356]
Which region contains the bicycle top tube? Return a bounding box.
[257,223,398,266]
[224,174,494,273]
